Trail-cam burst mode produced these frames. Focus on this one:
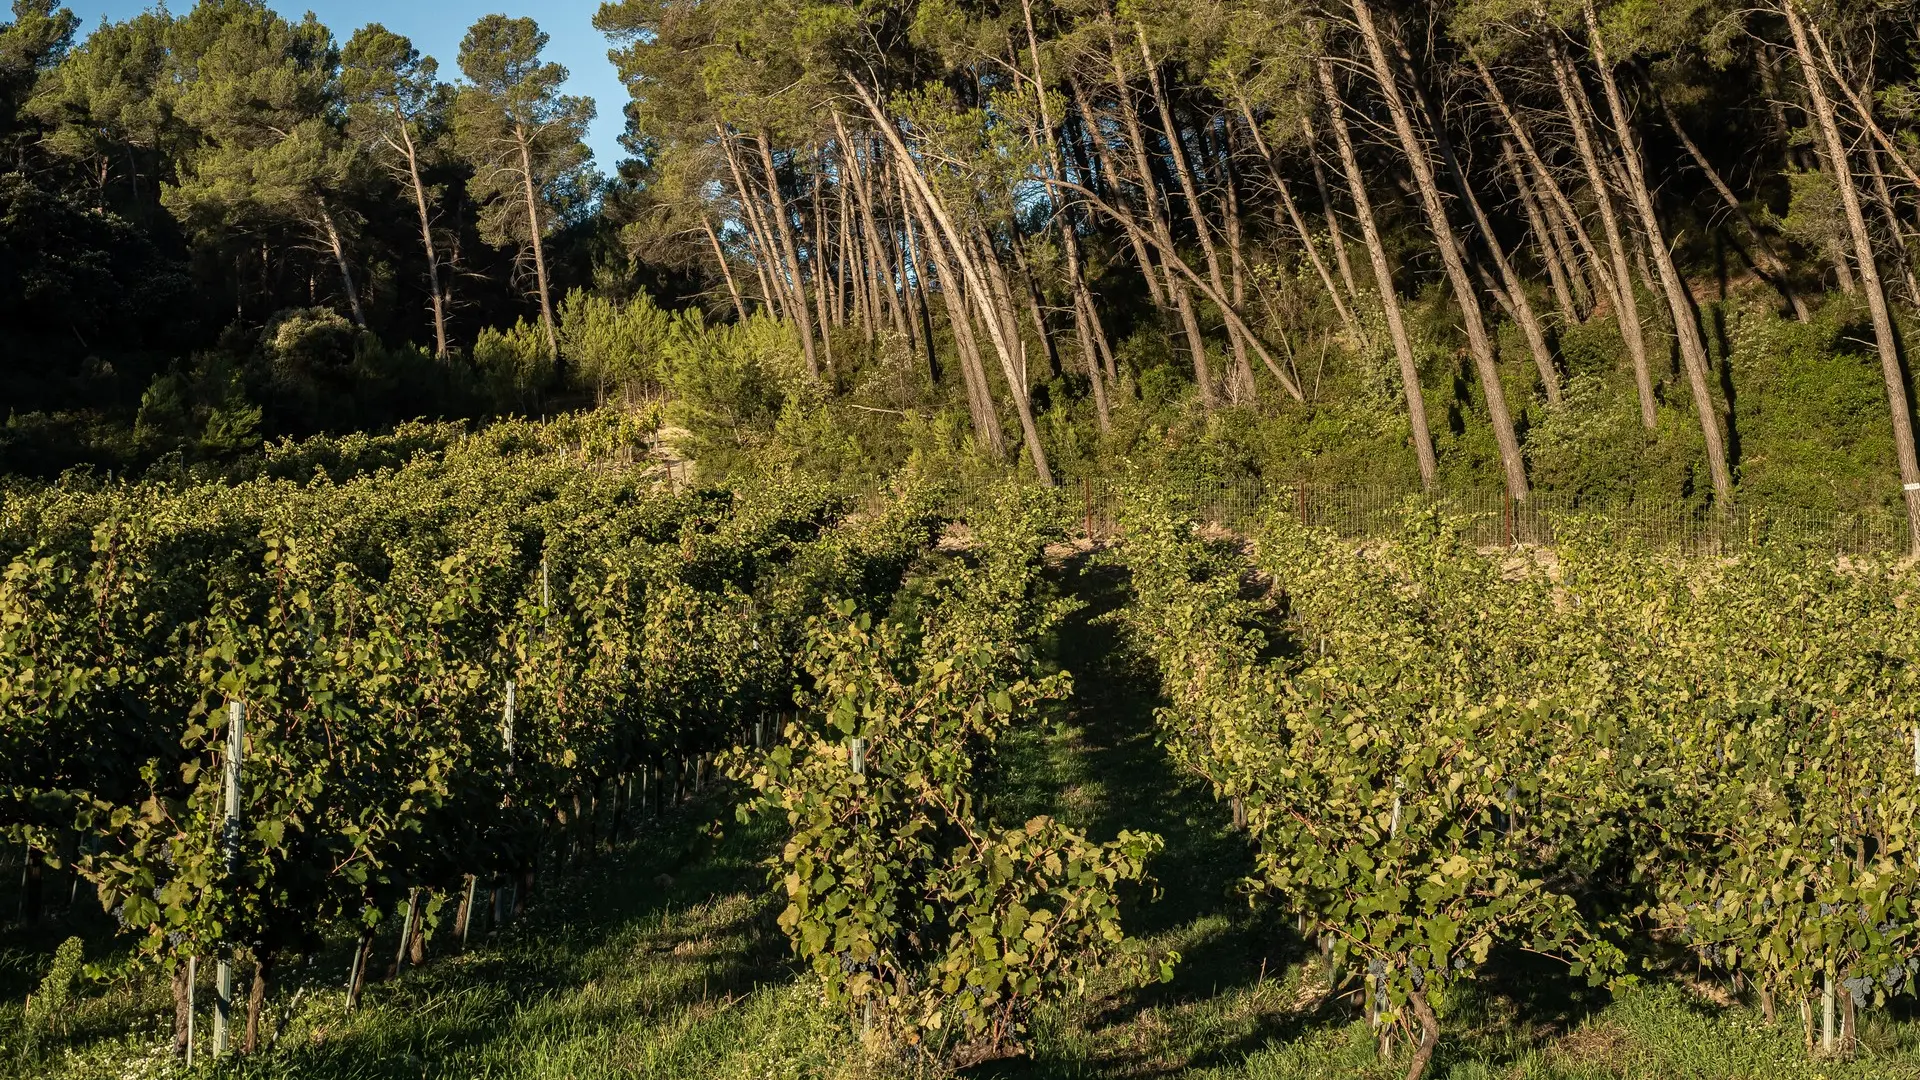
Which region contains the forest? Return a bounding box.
[12,1,1920,1078]
[2,0,1919,527]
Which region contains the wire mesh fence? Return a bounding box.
[878,472,1915,557]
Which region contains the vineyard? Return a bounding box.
[7,419,1920,1078]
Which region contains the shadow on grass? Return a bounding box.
[239,794,794,1078]
[969,554,1340,1078]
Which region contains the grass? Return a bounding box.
[9,557,1920,1078]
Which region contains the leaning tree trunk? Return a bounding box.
[1502,141,1582,324]
[1866,145,1920,306]
[315,200,367,329]
[975,226,1057,481]
[1657,96,1808,320]
[395,116,449,356]
[1786,0,1920,554]
[807,163,836,371]
[511,127,559,361]
[852,72,1053,482]
[1540,44,1658,430]
[1584,3,1734,509]
[1071,78,1167,313]
[1407,52,1561,404]
[1317,57,1438,491]
[700,214,749,320]
[1239,99,1364,344]
[1105,38,1217,406]
[754,131,821,378]
[1019,0,1113,426]
[1305,115,1365,307]
[832,113,911,344]
[1349,0,1529,499]
[719,127,791,321]
[1476,61,1602,310]
[889,117,1007,460]
[1138,25,1255,401]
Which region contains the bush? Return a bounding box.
[472,318,556,414]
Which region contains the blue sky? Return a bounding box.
[76,1,632,168]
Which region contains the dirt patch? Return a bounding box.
[1545,1020,1631,1071]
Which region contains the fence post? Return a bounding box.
[502,681,516,777]
[1503,497,1514,548]
[1297,485,1308,526]
[1082,477,1093,539]
[213,699,243,1057]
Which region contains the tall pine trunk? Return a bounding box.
[1106,36,1215,405]
[1404,48,1561,404]
[316,200,367,329]
[1584,3,1734,508]
[853,72,1052,482]
[1137,25,1254,401]
[1541,43,1657,429]
[512,126,558,360]
[1786,0,1920,552]
[392,118,449,356]
[1503,141,1582,324]
[1239,100,1363,343]
[1318,57,1437,490]
[700,214,749,320]
[1350,0,1529,499]
[754,132,821,378]
[1657,95,1807,319]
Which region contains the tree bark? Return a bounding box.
[832,113,910,344]
[754,131,821,377]
[316,200,367,329]
[700,214,749,320]
[1584,2,1734,508]
[1071,77,1168,309]
[1105,37,1215,404]
[1406,989,1441,1080]
[1051,179,1303,400]
[1475,61,1604,306]
[1008,229,1062,379]
[1503,140,1582,324]
[1866,144,1920,306]
[1657,95,1808,319]
[1019,0,1114,421]
[1305,116,1364,306]
[1239,99,1363,343]
[244,953,270,1054]
[807,159,836,371]
[1806,22,1920,197]
[976,225,1057,478]
[1405,51,1561,404]
[1786,0,1920,553]
[1349,0,1530,498]
[1540,44,1658,429]
[1317,57,1437,490]
[1138,25,1254,400]
[391,117,449,356]
[899,197,942,384]
[851,71,1053,482]
[719,127,789,320]
[896,154,1002,455]
[511,125,559,360]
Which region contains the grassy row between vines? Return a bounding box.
[8,554,1920,1078]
